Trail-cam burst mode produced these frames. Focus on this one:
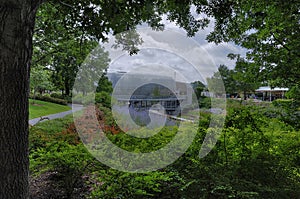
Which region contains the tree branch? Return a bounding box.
[271,32,300,58]
[32,49,59,66]
[59,1,74,9]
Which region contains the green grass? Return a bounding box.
[29,99,71,119]
[29,114,74,137]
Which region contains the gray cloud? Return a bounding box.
[104,19,247,84]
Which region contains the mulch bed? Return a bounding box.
[29,172,90,199]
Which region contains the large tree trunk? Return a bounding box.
[0,1,40,198]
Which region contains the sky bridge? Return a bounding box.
[116,97,185,114]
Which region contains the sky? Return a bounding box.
[99,9,247,84]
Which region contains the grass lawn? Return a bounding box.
[29,99,71,119]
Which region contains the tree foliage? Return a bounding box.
[75,46,110,95]
[1,0,299,198]
[286,84,300,101]
[32,1,211,96]
[30,65,53,96]
[207,0,300,87]
[29,101,300,198]
[208,61,260,99]
[230,54,261,99]
[33,3,100,96]
[217,65,236,95]
[191,80,206,99]
[206,71,225,97]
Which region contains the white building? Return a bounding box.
[255,86,289,101]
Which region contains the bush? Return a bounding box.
[82,93,96,105]
[29,103,300,199]
[64,95,72,103]
[50,93,72,103]
[88,169,184,199]
[72,93,97,105]
[43,93,51,97]
[198,96,212,108]
[30,142,95,197]
[72,93,84,104]
[272,99,300,129]
[285,84,300,101]
[30,94,67,105]
[71,92,112,106]
[50,93,64,99]
[95,92,111,108]
[272,99,295,109]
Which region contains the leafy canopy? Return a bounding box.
[207,0,300,87]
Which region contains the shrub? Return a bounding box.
[72,93,84,104]
[62,95,72,103]
[51,93,72,103]
[72,93,99,105]
[198,96,211,108]
[29,102,300,199]
[30,142,96,197]
[82,93,96,105]
[95,92,111,108]
[285,84,300,101]
[43,93,51,97]
[30,94,67,105]
[50,93,64,99]
[88,169,184,199]
[272,99,300,129]
[29,117,79,151]
[272,99,295,109]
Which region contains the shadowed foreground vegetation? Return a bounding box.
[29,99,300,198]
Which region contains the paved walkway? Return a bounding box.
[29,104,83,126]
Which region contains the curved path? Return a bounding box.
[29,104,83,126]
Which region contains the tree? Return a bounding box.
[30,65,53,97]
[232,57,261,100]
[191,80,206,99]
[208,62,260,100]
[3,0,295,197]
[96,73,113,94]
[33,4,99,96]
[0,1,210,198]
[50,39,97,96]
[217,65,236,95]
[206,71,225,97]
[286,84,300,101]
[206,0,300,87]
[75,46,111,95]
[0,1,41,198]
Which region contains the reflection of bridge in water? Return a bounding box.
[116,97,185,115]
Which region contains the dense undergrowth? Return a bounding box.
[29,99,300,198]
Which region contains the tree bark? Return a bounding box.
[0,1,40,198]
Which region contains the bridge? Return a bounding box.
[116,97,185,115]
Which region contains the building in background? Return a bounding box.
[108,71,193,115]
[255,86,289,101]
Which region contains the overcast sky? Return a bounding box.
[101,11,247,84]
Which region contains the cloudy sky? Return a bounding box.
[100,11,247,84]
